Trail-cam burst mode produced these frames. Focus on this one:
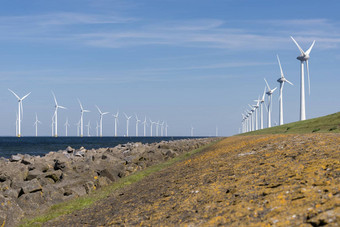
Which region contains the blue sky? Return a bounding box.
[0,0,339,136]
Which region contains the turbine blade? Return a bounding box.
[264,78,271,90]
[286,79,294,86]
[95,105,102,114]
[52,91,58,105]
[306,60,311,95]
[8,89,20,100]
[277,55,284,77]
[305,40,315,55]
[78,99,83,110]
[59,106,67,109]
[262,86,266,100]
[103,112,109,115]
[290,36,305,55]
[21,92,31,100]
[272,87,277,92]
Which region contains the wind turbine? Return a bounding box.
[124,113,132,137]
[86,121,91,136]
[149,119,155,136]
[96,121,99,137]
[165,122,168,136]
[52,92,67,137]
[248,104,255,131]
[64,118,70,137]
[160,121,165,136]
[264,78,277,128]
[95,105,109,137]
[135,114,141,137]
[156,121,160,136]
[142,117,147,137]
[191,126,194,137]
[113,111,119,137]
[276,55,293,125]
[256,87,266,130]
[15,112,18,136]
[291,36,315,121]
[75,121,80,137]
[8,89,31,137]
[78,99,90,137]
[33,114,42,137]
[51,113,55,137]
[252,97,260,130]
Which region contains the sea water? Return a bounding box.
[0,136,198,159]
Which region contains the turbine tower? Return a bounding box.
[113,112,119,137]
[276,55,293,125]
[96,121,99,137]
[142,117,147,137]
[64,118,70,137]
[8,89,31,137]
[86,121,91,136]
[124,113,132,137]
[258,87,266,129]
[156,121,160,136]
[165,122,168,136]
[52,92,67,137]
[291,36,315,121]
[150,119,155,136]
[264,78,277,128]
[135,114,141,137]
[78,99,90,137]
[96,105,109,137]
[33,114,42,137]
[191,126,194,137]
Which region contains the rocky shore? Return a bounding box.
[0,138,216,226]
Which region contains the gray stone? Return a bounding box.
[10,155,22,162]
[66,146,74,153]
[21,178,42,194]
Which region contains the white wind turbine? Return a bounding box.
[86,121,91,136]
[75,121,80,137]
[142,117,147,137]
[191,126,194,137]
[95,105,109,137]
[161,122,165,136]
[149,119,155,136]
[33,114,42,137]
[78,99,90,137]
[165,122,168,136]
[52,92,67,137]
[276,55,293,125]
[256,87,266,130]
[248,104,255,131]
[8,89,31,137]
[124,113,132,137]
[113,111,119,137]
[135,114,141,137]
[96,121,99,137]
[51,113,55,137]
[264,78,277,128]
[252,98,260,131]
[291,36,315,121]
[64,118,70,137]
[156,121,160,136]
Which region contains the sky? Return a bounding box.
[0,0,339,137]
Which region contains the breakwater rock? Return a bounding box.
[0,138,217,226]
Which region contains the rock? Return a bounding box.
[17,190,45,211]
[74,150,85,157]
[21,179,42,194]
[26,169,42,181]
[66,146,75,153]
[10,155,22,162]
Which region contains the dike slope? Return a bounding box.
[45,134,340,226]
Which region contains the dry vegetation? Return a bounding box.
[44,134,340,226]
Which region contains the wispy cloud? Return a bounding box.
[0,12,340,50]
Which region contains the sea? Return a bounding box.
[0,136,200,159]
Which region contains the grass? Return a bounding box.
[241,111,340,135]
[20,140,220,227]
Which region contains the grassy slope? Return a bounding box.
[241,111,340,135]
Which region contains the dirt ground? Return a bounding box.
[46,134,340,226]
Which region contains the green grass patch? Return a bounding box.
[20,140,220,227]
[240,111,340,135]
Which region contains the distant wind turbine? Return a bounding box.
[276,55,293,125]
[165,122,168,136]
[124,113,132,137]
[135,114,141,137]
[8,89,31,137]
[150,119,155,136]
[142,117,147,137]
[64,118,70,137]
[52,92,67,137]
[264,78,277,128]
[33,114,42,137]
[96,105,109,137]
[113,111,119,137]
[290,36,315,121]
[78,99,90,137]
[156,121,160,136]
[191,126,194,137]
[86,121,91,136]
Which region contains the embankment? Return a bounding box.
[0,138,217,226]
[44,134,339,226]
